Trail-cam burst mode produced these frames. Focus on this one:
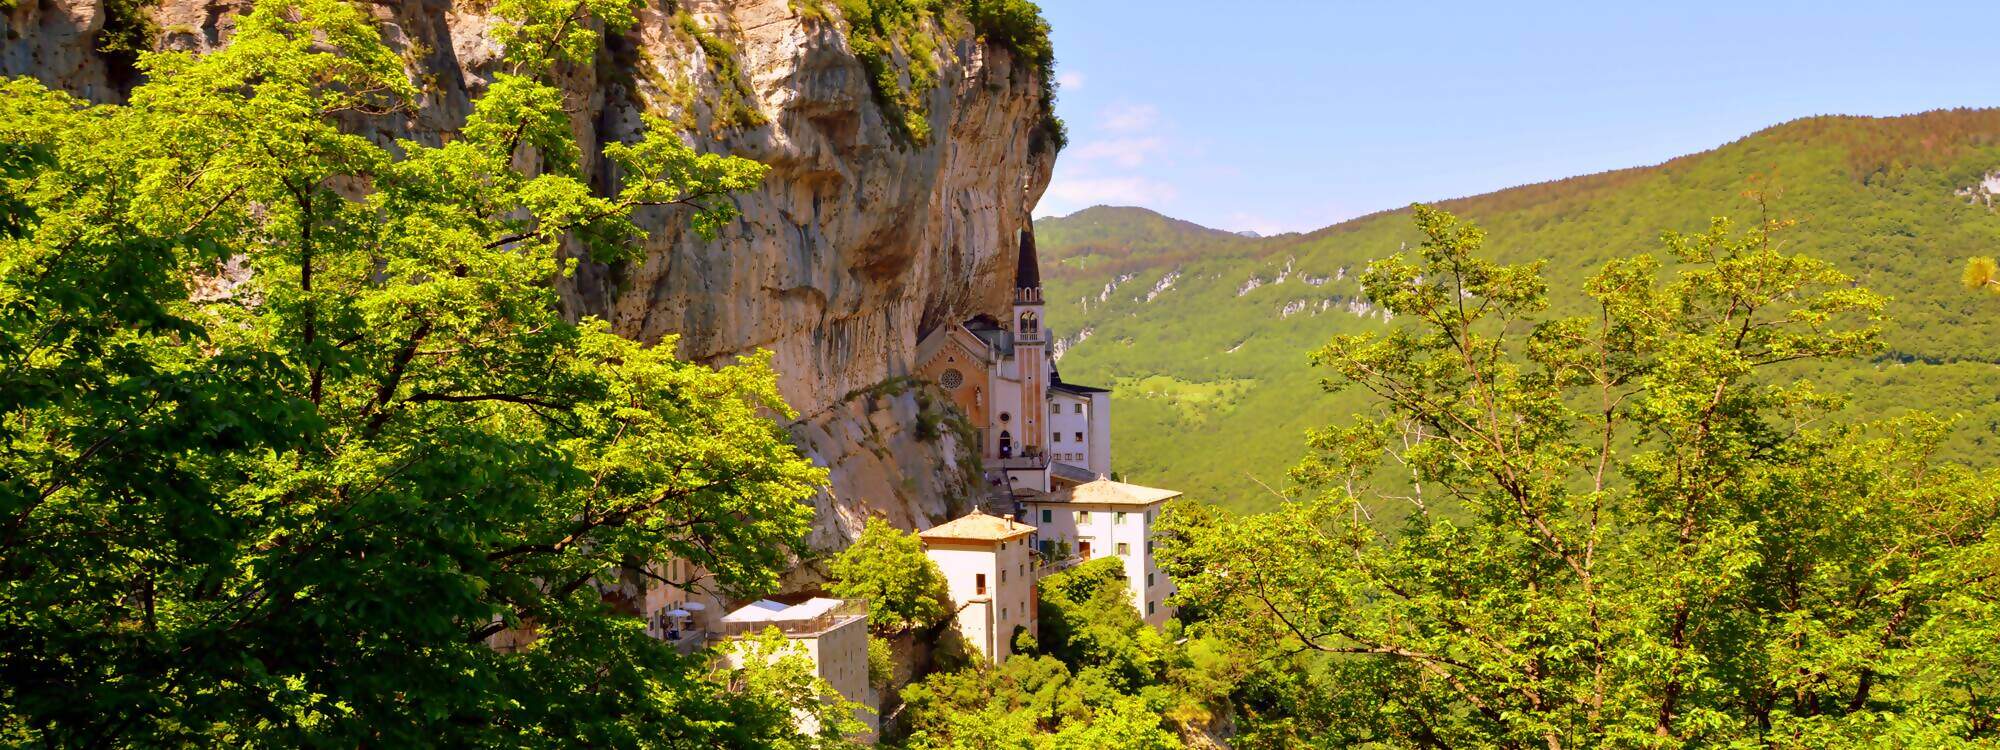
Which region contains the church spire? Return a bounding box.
[1014,228,1042,304]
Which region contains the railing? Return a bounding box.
[1037,556,1082,576]
[992,455,1048,470]
[711,599,869,640]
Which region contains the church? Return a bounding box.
[914,228,1184,645]
[914,229,1112,500]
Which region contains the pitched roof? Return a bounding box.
[919,509,1036,543]
[1050,366,1111,394]
[1039,478,1182,507]
[1050,381,1111,395]
[1049,461,1097,485]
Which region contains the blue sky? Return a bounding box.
[1033,1,2000,234]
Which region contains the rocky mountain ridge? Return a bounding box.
[1039,111,2000,511]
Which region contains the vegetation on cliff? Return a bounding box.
[797,0,1062,149]
[0,0,855,743]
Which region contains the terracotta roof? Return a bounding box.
[919,509,1037,542]
[1038,478,1182,507]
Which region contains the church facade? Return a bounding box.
[914,229,1112,497]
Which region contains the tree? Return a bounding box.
[1964,256,1999,293]
[828,517,951,635]
[1158,206,2000,747]
[1035,557,1165,688]
[0,0,831,744]
[892,557,1189,749]
[720,629,871,750]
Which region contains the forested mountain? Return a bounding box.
[1040,108,2000,511]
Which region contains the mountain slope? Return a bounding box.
[1039,109,2000,512]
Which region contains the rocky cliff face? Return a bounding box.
[2,0,1055,552]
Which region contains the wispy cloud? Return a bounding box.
[1036,100,1180,215]
[1068,136,1166,169]
[1040,172,1180,213]
[1056,70,1085,92]
[1099,102,1159,133]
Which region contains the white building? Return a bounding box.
[1024,478,1182,626]
[1047,378,1111,478]
[717,597,878,741]
[919,509,1039,664]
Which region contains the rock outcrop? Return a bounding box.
[2,0,1056,551]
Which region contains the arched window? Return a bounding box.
[1019,311,1039,335]
[998,430,1013,458]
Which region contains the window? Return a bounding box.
[1115,512,1127,524]
[939,368,964,390]
[1147,540,1154,554]
[1075,432,1084,443]
[1000,569,1007,583]
[1148,572,1155,587]
[1077,511,1091,524]
[1147,601,1156,615]
[976,574,987,596]
[1039,539,1053,556]
[1001,606,1008,620]
[1116,542,1130,556]
[1053,432,1062,443]
[1040,509,1052,523]
[1074,403,1084,414]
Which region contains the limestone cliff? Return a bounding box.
[1,0,1056,552]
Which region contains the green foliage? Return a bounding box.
[798,0,1059,149]
[670,10,768,133]
[96,0,161,85]
[896,654,1185,749]
[828,517,952,634]
[0,0,830,744]
[1156,208,2000,746]
[1035,558,1166,688]
[721,629,872,749]
[962,0,1063,152]
[1039,110,2000,512]
[1966,255,2000,293]
[891,556,1194,748]
[828,0,944,144]
[868,634,896,689]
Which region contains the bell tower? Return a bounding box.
[1012,227,1048,461]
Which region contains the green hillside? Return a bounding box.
[1040,108,2000,512]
